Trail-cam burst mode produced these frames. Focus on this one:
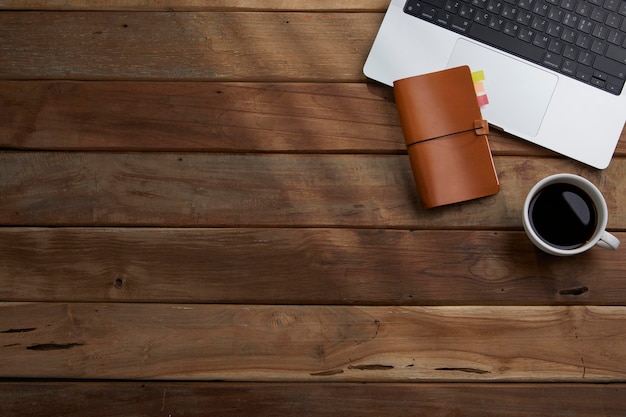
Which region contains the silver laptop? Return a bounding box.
[364,0,626,169]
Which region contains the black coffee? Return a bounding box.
[529,183,597,249]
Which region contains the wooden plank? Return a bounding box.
[0,12,379,82]
[0,81,408,152]
[1,303,625,381]
[5,81,622,156]
[1,152,625,228]
[2,381,626,417]
[1,228,625,305]
[0,0,389,11]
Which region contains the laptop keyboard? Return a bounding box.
[404,0,626,95]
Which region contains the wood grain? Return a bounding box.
[0,12,379,81]
[0,81,407,152]
[1,303,625,381]
[2,381,626,417]
[0,0,390,11]
[1,228,625,305]
[1,2,625,411]
[4,81,623,155]
[1,152,625,228]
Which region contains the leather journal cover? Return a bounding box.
[393,66,499,209]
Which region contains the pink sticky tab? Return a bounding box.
[474,81,485,94]
[476,94,489,107]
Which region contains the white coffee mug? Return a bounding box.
[522,174,620,256]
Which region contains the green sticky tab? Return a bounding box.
[471,70,485,82]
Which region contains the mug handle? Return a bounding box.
[596,231,621,250]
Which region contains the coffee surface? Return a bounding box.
[529,183,597,249]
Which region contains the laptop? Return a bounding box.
[364,0,626,169]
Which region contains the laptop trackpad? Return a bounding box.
[447,39,558,138]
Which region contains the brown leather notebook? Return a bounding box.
[393,66,500,209]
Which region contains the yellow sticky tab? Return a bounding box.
[471,70,485,82]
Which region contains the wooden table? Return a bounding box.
[1,1,626,415]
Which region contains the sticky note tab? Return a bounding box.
[471,69,488,107]
[476,94,489,107]
[471,70,485,82]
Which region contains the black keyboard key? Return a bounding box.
[533,33,550,47]
[576,33,593,48]
[594,70,609,81]
[577,66,594,81]
[451,16,472,31]
[606,79,623,94]
[605,13,622,28]
[548,38,565,52]
[421,5,438,19]
[590,6,607,21]
[519,27,535,41]
[517,0,534,10]
[517,10,533,24]
[562,12,578,27]
[548,6,564,21]
[561,0,576,11]
[533,1,550,16]
[593,24,611,39]
[561,27,577,42]
[576,1,592,16]
[474,10,491,24]
[469,23,545,61]
[546,21,564,36]
[591,76,607,87]
[423,0,445,8]
[562,58,578,74]
[606,44,626,64]
[487,0,504,13]
[543,51,563,68]
[459,4,476,17]
[531,15,548,30]
[591,38,608,53]
[593,55,626,78]
[501,4,518,19]
[404,1,423,16]
[578,50,595,65]
[445,0,462,12]
[504,20,521,35]
[563,44,580,59]
[606,29,624,44]
[436,10,455,25]
[577,17,595,32]
[489,15,506,29]
[603,0,619,12]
